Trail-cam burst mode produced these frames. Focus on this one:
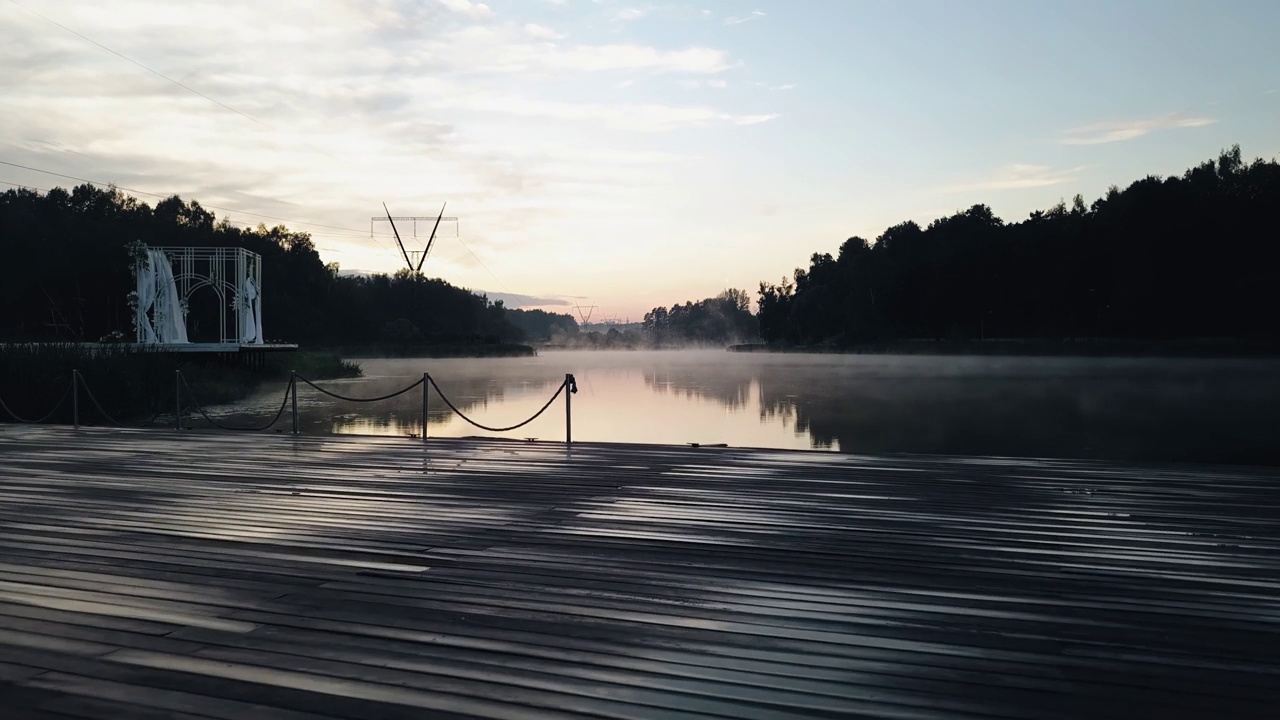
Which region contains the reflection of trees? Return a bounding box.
[224,355,1280,463]
[648,358,1280,464]
[644,367,753,411]
[643,366,822,446]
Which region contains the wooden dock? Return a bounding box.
[0,426,1277,719]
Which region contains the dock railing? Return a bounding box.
[1,370,580,445]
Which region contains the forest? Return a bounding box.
[0,183,573,347]
[5,147,1277,352]
[642,289,758,347]
[758,147,1280,347]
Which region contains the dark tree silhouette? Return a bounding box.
[642,290,758,346]
[504,308,578,342]
[0,185,521,346]
[757,147,1280,346]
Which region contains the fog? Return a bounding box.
[213,350,1280,465]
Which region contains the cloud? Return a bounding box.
[424,26,733,74]
[0,0,776,299]
[437,0,494,20]
[1057,114,1215,145]
[474,290,571,308]
[724,10,765,25]
[523,23,564,41]
[732,114,779,126]
[941,164,1083,193]
[435,94,778,132]
[679,78,727,89]
[615,7,647,22]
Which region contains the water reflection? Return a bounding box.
[211,351,1280,464]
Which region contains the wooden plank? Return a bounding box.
[0,425,1278,719]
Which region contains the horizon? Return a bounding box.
[2,0,1278,319]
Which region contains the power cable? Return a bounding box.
[1,157,378,234]
[454,234,510,293]
[6,0,266,127]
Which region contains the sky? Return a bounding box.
[2,0,1278,320]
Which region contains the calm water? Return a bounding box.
[214,351,1280,464]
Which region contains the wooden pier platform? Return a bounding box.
[0,426,1277,719]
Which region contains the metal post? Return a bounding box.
[72,370,79,429]
[422,372,429,443]
[174,370,181,430]
[291,371,299,435]
[565,373,572,446]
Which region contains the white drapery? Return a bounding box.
[137,249,189,344]
[135,255,159,343]
[238,276,263,344]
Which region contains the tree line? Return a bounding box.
[641,289,757,346]
[758,147,1280,346]
[0,184,575,346]
[7,147,1276,351]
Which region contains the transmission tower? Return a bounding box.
[574,304,598,325]
[371,203,458,274]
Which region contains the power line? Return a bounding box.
[455,234,510,293]
[6,0,266,127]
[5,0,348,166]
[0,179,44,191]
[0,159,386,238]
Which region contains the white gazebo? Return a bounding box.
[134,246,263,346]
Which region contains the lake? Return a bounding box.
[213,350,1280,465]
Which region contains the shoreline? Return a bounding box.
[328,342,536,359]
[729,339,1280,358]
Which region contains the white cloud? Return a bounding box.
[523,23,564,41]
[437,0,494,19]
[435,94,777,132]
[725,10,765,25]
[615,7,647,22]
[941,164,1083,193]
[679,78,727,89]
[424,27,733,75]
[731,114,779,126]
[1057,114,1215,145]
[0,0,776,307]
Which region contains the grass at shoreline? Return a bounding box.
[278,352,363,379]
[0,345,360,425]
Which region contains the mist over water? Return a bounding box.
[217,351,1280,464]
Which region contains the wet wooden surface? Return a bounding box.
[0,425,1277,719]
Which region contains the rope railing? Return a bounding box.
[0,383,70,424]
[1,369,581,444]
[179,371,293,432]
[295,374,424,403]
[428,375,567,433]
[74,371,123,427]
